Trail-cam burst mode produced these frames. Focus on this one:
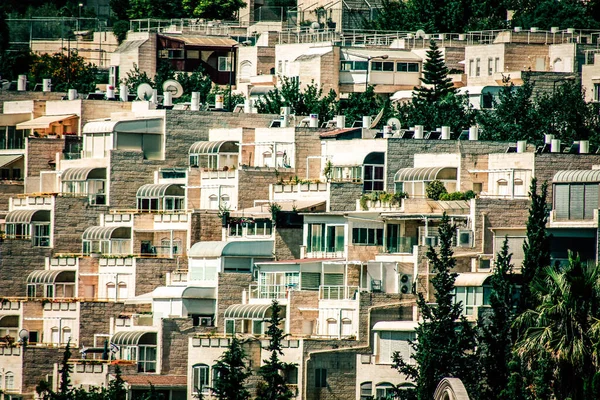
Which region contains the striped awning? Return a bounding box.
[6,209,50,224]
[553,170,600,183]
[394,166,457,182]
[82,226,131,240]
[224,303,284,320]
[136,183,184,198]
[454,273,492,287]
[111,331,157,346]
[27,270,76,284]
[0,154,23,168]
[62,167,106,181]
[189,140,238,155]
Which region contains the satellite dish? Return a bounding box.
[162,79,184,99]
[310,22,321,31]
[19,329,29,341]
[415,29,426,38]
[387,118,401,131]
[136,83,154,101]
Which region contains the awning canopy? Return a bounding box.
[16,114,77,130]
[454,273,492,287]
[330,149,386,167]
[553,170,600,183]
[0,315,19,327]
[27,270,76,284]
[224,303,284,320]
[170,35,238,47]
[188,240,274,258]
[0,154,23,168]
[82,118,163,134]
[111,331,157,346]
[249,86,275,97]
[82,226,131,240]
[372,321,419,331]
[151,286,216,299]
[62,167,106,181]
[189,140,238,155]
[6,209,50,224]
[394,166,457,182]
[136,183,184,198]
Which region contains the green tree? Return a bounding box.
[511,0,599,30]
[392,213,478,400]
[174,68,213,103]
[110,0,130,21]
[477,238,517,399]
[212,336,251,400]
[256,299,295,400]
[425,180,447,200]
[514,254,600,400]
[112,20,130,45]
[182,0,246,20]
[106,366,127,400]
[413,40,455,104]
[341,85,390,128]
[122,63,153,92]
[519,178,550,312]
[27,50,98,93]
[127,0,184,18]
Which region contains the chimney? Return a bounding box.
[551,139,561,153]
[244,99,253,113]
[362,116,372,128]
[580,140,590,154]
[17,75,26,91]
[544,134,554,144]
[336,115,346,129]
[414,125,424,139]
[310,114,319,128]
[191,92,200,111]
[42,79,52,92]
[468,126,479,140]
[119,84,128,102]
[68,89,78,100]
[163,92,172,107]
[441,126,451,139]
[517,140,527,153]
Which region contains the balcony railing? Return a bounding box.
[385,237,417,254]
[319,285,359,300]
[249,284,291,300]
[300,246,345,259]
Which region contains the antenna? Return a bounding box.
[162,80,184,99]
[136,83,154,101]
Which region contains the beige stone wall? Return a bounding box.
[582,53,600,101]
[53,196,108,253]
[190,211,222,244]
[237,168,294,209]
[80,100,132,127]
[26,137,65,178]
[134,257,181,295]
[275,227,302,260]
[294,128,323,179]
[0,240,52,297]
[0,182,24,212]
[215,272,253,328]
[347,245,380,263]
[474,198,530,254]
[22,346,65,396]
[288,290,319,335]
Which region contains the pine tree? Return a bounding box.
[106,366,127,400]
[478,238,517,399]
[57,339,74,400]
[256,299,294,400]
[212,336,251,400]
[392,213,478,400]
[519,178,550,312]
[413,40,455,104]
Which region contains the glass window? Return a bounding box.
[5,372,14,390]
[138,346,157,373]
[192,364,210,394]
[495,57,500,72]
[371,61,383,71]
[378,331,416,364]
[476,58,481,76]
[469,59,474,76]
[363,165,384,192]
[382,62,394,71]
[326,225,345,253]
[352,228,384,245]
[307,223,326,252]
[315,368,327,388]
[219,56,232,72]
[286,366,298,385]
[225,319,235,335]
[375,382,395,400]
[360,382,373,399]
[33,224,50,247]
[488,58,493,75]
[454,286,484,315]
[340,61,352,71]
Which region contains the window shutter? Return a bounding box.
[584,184,598,219]
[301,272,321,290]
[554,184,569,219]
[324,273,343,286]
[569,184,584,220]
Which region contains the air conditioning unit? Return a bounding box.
[399,274,413,294]
[200,317,212,327]
[423,236,438,247]
[457,229,474,247]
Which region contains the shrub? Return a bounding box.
[426,180,447,200]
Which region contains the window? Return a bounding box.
[225,320,235,335]
[497,179,508,196]
[333,166,361,182]
[375,382,395,400]
[5,372,14,390]
[138,345,157,372]
[363,164,384,192]
[378,331,416,364]
[286,366,298,384]
[62,327,72,344]
[340,61,368,71]
[595,84,600,102]
[488,58,493,75]
[192,364,210,394]
[218,56,232,72]
[315,368,327,388]
[307,223,325,252]
[371,61,394,71]
[352,227,384,246]
[168,49,184,59]
[27,284,36,298]
[326,225,345,252]
[469,59,474,76]
[454,286,484,316]
[494,57,500,73]
[190,264,218,281]
[476,58,481,76]
[187,50,200,59]
[360,382,373,400]
[396,62,419,72]
[554,183,599,220]
[33,224,50,247]
[0,126,25,150]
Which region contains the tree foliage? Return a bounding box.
[256,299,295,400]
[393,213,478,400]
[212,336,251,400]
[182,0,246,20]
[27,50,98,93]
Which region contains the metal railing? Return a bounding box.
[249,284,291,299]
[319,285,359,300]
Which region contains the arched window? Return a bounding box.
[240,60,253,80]
[5,372,14,390]
[62,327,72,344]
[341,318,352,337]
[553,57,563,72]
[209,194,218,209]
[51,326,59,344]
[375,382,394,400]
[514,178,524,196]
[497,179,508,196]
[192,364,210,394]
[106,282,116,300]
[0,372,3,390]
[327,318,337,337]
[360,382,373,399]
[220,194,230,208]
[118,282,128,299]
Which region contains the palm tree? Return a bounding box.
[514,253,600,400]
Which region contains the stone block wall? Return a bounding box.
[109,150,163,209]
[305,350,357,400]
[294,128,323,180]
[0,93,63,113]
[288,290,319,335]
[80,100,132,127]
[0,240,52,296]
[329,182,363,212]
[357,292,409,345]
[215,272,253,328]
[134,257,180,295]
[275,227,302,260]
[53,196,108,253]
[26,137,65,177]
[0,182,24,212]
[78,302,150,348]
[237,168,294,209]
[22,346,65,396]
[474,198,530,254]
[347,245,381,264]
[190,211,222,245]
[161,318,207,375]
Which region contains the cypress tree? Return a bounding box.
[413,40,455,104]
[212,336,251,400]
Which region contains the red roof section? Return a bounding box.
[319,128,361,138]
[121,375,187,387]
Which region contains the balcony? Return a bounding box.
[202,169,236,179]
[249,284,290,300]
[300,246,345,259]
[384,237,417,254]
[319,285,359,300]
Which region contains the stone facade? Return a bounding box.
[53,196,108,253]
[190,211,223,244]
[22,346,65,396]
[134,257,180,296]
[78,302,149,348]
[329,182,363,212]
[535,153,600,200]
[274,227,303,260]
[0,239,53,296]
[26,137,65,178]
[215,272,253,328]
[237,168,294,209]
[289,290,319,335]
[0,182,25,212]
[161,318,206,375]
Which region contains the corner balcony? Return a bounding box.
[300,246,345,259]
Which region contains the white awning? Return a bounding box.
[189,140,238,155]
[394,167,457,182]
[6,209,50,224]
[82,226,131,240]
[27,270,76,284]
[82,118,163,134]
[372,321,419,331]
[136,183,184,198]
[224,303,284,320]
[16,114,77,130]
[62,167,106,181]
[188,240,273,258]
[151,286,216,299]
[0,154,23,168]
[111,331,157,346]
[454,273,492,287]
[553,169,600,183]
[390,90,414,101]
